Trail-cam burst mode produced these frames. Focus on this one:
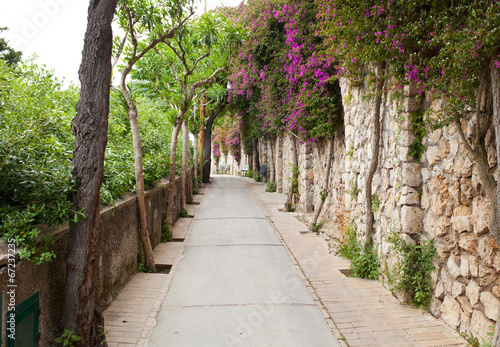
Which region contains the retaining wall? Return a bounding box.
[0,172,191,346]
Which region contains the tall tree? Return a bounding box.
[0,28,21,65]
[115,0,194,271]
[61,0,118,344]
[135,10,242,231]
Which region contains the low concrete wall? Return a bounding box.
[0,171,191,346]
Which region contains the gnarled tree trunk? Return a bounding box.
[193,132,199,191]
[364,64,385,247]
[126,107,156,272]
[62,0,117,344]
[202,115,215,183]
[181,120,188,212]
[269,137,275,183]
[166,118,183,233]
[253,137,260,176]
[284,134,298,212]
[310,136,334,231]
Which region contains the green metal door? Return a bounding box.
[6,292,39,347]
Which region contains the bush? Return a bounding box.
[0,60,79,263]
[0,60,180,264]
[265,180,277,192]
[339,222,379,280]
[386,231,436,308]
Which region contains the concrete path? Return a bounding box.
[104,175,466,347]
[147,175,340,347]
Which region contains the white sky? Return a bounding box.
[0,0,242,86]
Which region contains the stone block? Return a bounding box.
[431,192,448,216]
[460,254,471,279]
[434,237,454,261]
[460,178,474,206]
[447,254,462,279]
[428,128,443,145]
[477,235,498,267]
[459,233,478,253]
[421,186,430,210]
[435,280,446,300]
[449,178,461,206]
[470,256,479,278]
[479,265,496,287]
[480,291,500,321]
[401,206,423,234]
[455,155,473,178]
[429,297,442,317]
[440,295,462,327]
[399,186,420,206]
[452,281,466,297]
[466,280,481,306]
[402,162,422,187]
[472,196,490,236]
[457,295,473,317]
[451,205,473,233]
[439,138,450,158]
[470,310,495,341]
[426,146,441,166]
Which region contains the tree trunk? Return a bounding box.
[488,59,500,347]
[193,132,199,191]
[284,134,298,212]
[269,137,275,183]
[253,137,261,175]
[248,148,254,172]
[202,115,215,183]
[166,118,183,232]
[310,136,334,231]
[62,0,117,344]
[181,120,188,211]
[364,65,385,247]
[128,111,156,272]
[490,59,500,248]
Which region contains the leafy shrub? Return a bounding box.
[265,180,277,192]
[339,223,379,280]
[0,60,180,264]
[0,60,79,263]
[386,231,436,308]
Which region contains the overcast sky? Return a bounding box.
[1,0,242,86]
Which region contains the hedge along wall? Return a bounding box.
[0,172,192,347]
[258,77,499,341]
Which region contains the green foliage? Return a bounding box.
[0,59,179,264]
[246,169,254,178]
[0,60,79,264]
[408,110,426,162]
[346,144,354,159]
[0,28,22,65]
[97,325,108,346]
[101,92,174,205]
[312,219,325,233]
[339,222,379,280]
[180,208,188,218]
[137,261,152,273]
[347,178,360,200]
[460,325,495,347]
[54,329,82,347]
[254,174,262,182]
[386,231,437,308]
[265,180,277,192]
[320,190,327,201]
[161,214,171,243]
[371,194,380,213]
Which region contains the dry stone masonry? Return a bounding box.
[228,75,499,342]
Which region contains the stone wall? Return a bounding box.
[256,77,499,340]
[0,172,191,346]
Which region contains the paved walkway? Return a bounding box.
[104,175,466,347]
